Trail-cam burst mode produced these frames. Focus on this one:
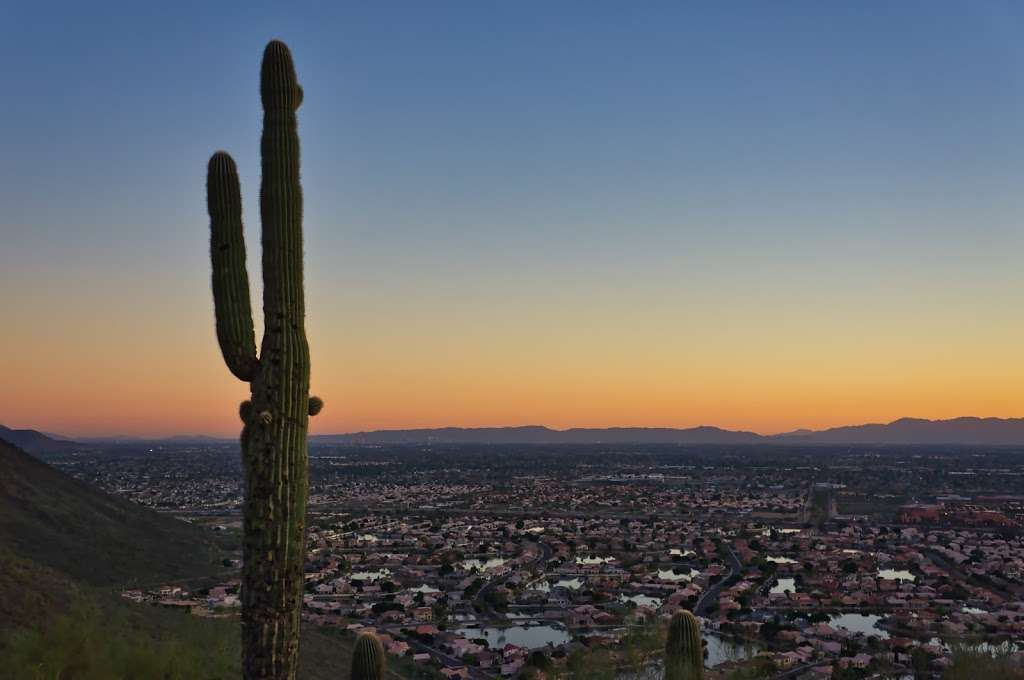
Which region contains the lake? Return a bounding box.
[877,568,916,582]
[758,526,802,537]
[455,623,572,650]
[409,584,440,593]
[533,577,584,591]
[617,635,761,677]
[770,577,796,595]
[350,568,391,581]
[619,593,662,608]
[554,578,584,590]
[829,613,889,639]
[657,568,700,582]
[460,557,506,571]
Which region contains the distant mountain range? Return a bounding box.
[316,417,1024,446]
[7,416,1024,448]
[312,425,764,445]
[774,417,1024,446]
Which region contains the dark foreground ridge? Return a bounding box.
[0,424,80,455]
[0,436,218,603]
[0,437,387,679]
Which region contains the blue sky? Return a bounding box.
[3,2,1024,435]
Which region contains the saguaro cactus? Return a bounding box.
[207,40,321,679]
[664,609,704,680]
[350,632,386,680]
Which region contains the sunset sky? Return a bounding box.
[3,3,1024,437]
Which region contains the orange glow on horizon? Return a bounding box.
[4,243,1023,439]
[5,316,1023,438]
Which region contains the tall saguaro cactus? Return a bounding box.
[664,610,704,680]
[207,40,321,679]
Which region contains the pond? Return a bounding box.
[533,577,584,592]
[877,568,916,582]
[657,568,700,582]
[829,613,889,639]
[706,635,761,666]
[553,578,584,590]
[454,623,571,650]
[758,526,802,537]
[350,568,391,581]
[409,584,440,593]
[926,638,1021,654]
[460,557,506,571]
[619,593,662,608]
[770,577,796,595]
[618,635,761,677]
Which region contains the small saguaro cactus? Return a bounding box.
[664,609,704,680]
[207,40,321,679]
[350,632,386,680]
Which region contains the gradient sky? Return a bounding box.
[3,2,1024,437]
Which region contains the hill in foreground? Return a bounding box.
[0,437,219,590]
[0,423,82,455]
[0,437,414,679]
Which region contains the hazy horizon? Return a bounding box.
[8,413,1024,441]
[5,3,1024,437]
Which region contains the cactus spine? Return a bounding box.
[207,40,320,680]
[664,610,704,680]
[350,632,386,680]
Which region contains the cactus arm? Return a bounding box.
[207,151,258,382]
[308,396,323,416]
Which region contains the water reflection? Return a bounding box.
[460,557,506,571]
[829,613,889,639]
[533,577,584,592]
[657,568,700,582]
[454,623,571,650]
[409,584,440,593]
[877,568,916,582]
[617,635,760,677]
[770,577,795,594]
[619,594,662,608]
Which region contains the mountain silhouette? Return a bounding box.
[0,437,218,628]
[0,424,81,455]
[314,417,1024,446]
